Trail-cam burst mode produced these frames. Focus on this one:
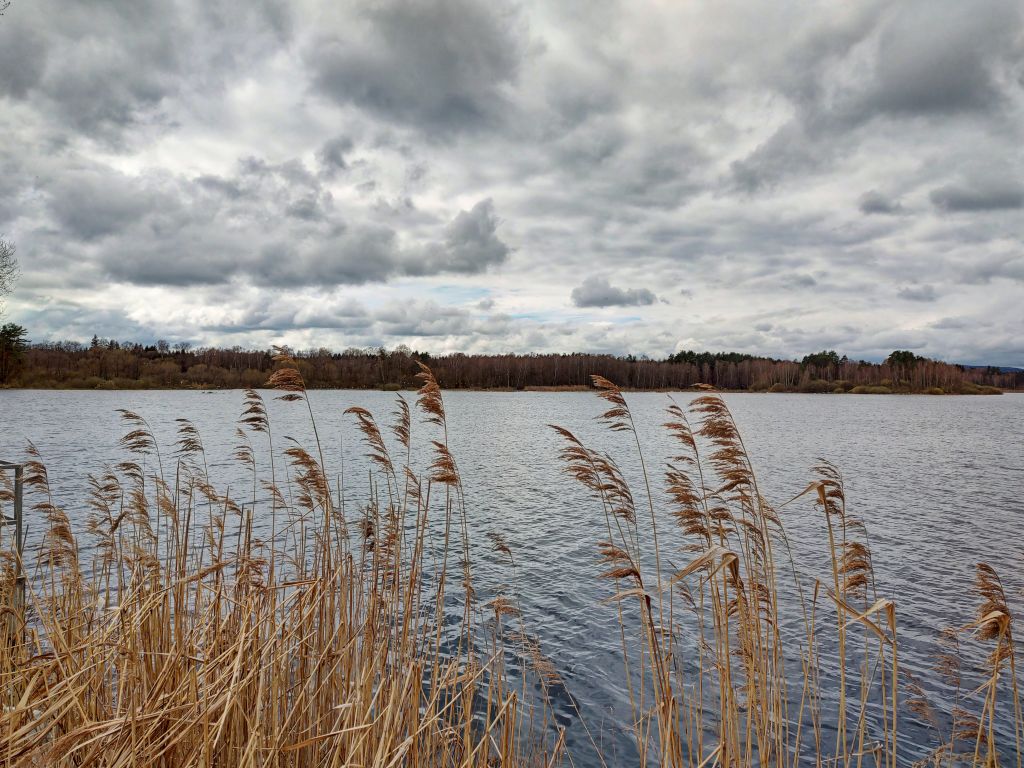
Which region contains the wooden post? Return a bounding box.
[1,461,24,646]
[14,464,23,639]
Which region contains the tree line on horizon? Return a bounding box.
[0,333,1020,393]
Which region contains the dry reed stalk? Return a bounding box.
[0,366,559,768]
[554,383,1020,768]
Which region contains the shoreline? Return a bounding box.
[0,384,1014,395]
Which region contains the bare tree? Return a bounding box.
[0,238,18,306]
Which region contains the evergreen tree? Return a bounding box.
[0,322,28,383]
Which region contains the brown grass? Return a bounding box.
[0,363,1020,767]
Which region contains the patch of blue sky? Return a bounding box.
[424,285,491,303]
[507,311,557,322]
[560,312,645,325]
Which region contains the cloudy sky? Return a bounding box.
[1,0,1022,364]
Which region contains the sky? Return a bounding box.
[0,0,1022,365]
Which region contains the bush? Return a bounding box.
[849,385,893,394]
[767,382,790,393]
[958,382,1002,395]
[924,387,944,395]
[798,378,832,393]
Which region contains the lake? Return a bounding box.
[1,389,1022,764]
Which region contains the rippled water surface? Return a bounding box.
[1,389,1022,763]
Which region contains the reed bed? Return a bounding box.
[0,359,1020,767]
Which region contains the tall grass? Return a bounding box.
[0,362,1020,766]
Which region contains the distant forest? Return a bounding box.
[1,331,1021,393]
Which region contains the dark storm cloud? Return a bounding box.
[897,284,938,302]
[858,191,903,215]
[48,169,172,241]
[410,199,510,275]
[957,254,1024,285]
[246,228,403,287]
[571,277,656,308]
[195,175,245,199]
[34,153,510,289]
[0,0,293,142]
[0,18,46,98]
[929,180,1024,212]
[305,0,524,136]
[854,0,1019,118]
[316,136,354,175]
[730,123,822,194]
[730,0,1024,191]
[791,274,817,289]
[930,316,973,330]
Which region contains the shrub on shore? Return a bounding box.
[797,378,832,393]
[957,382,1003,395]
